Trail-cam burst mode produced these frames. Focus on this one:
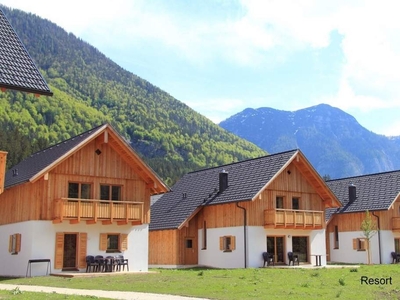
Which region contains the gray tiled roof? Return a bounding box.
[5,124,105,188]
[326,170,400,214]
[150,150,298,230]
[0,8,52,96]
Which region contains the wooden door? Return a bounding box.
[184,238,198,265]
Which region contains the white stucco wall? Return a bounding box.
[329,230,396,264]
[198,226,327,268]
[0,220,149,277]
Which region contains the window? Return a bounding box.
[99,233,128,252]
[202,221,207,250]
[292,197,300,210]
[219,235,236,252]
[68,183,92,199]
[100,185,121,201]
[353,238,366,251]
[8,233,21,255]
[395,238,400,253]
[334,225,339,249]
[276,196,284,209]
[185,239,193,249]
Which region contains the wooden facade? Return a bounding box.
[150,156,337,266]
[0,151,6,195]
[0,137,153,226]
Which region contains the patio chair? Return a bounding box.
[105,256,118,272]
[94,255,105,272]
[85,255,99,273]
[391,252,400,264]
[288,252,299,266]
[115,255,129,271]
[262,252,274,267]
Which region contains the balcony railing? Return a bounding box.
[392,217,400,231]
[53,198,144,225]
[264,209,324,229]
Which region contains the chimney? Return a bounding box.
[348,183,356,203]
[219,170,228,193]
[0,151,7,195]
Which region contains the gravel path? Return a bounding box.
[0,284,209,300]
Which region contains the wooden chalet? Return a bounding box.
[0,124,168,276]
[149,150,340,268]
[326,170,400,264]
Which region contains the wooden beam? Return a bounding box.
[69,219,80,224]
[52,219,62,224]
[131,220,142,226]
[86,220,97,225]
[102,220,112,225]
[117,221,128,226]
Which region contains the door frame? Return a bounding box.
[62,232,79,270]
[291,235,310,263]
[266,235,286,264]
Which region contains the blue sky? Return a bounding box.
[3,0,400,136]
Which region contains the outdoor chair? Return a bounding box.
[105,256,118,272]
[391,252,400,264]
[288,252,299,266]
[262,252,274,267]
[94,255,105,272]
[85,255,99,272]
[115,255,129,271]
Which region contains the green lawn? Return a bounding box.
[1,265,400,299]
[0,288,111,300]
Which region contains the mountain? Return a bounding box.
[0,5,266,185]
[219,104,400,179]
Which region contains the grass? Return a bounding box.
[0,288,111,300]
[1,265,400,299]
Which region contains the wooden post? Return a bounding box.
[0,151,7,195]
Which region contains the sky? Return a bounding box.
[3,0,400,136]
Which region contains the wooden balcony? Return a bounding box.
[52,198,144,225]
[392,217,400,231]
[264,209,324,229]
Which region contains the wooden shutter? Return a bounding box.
[8,235,12,253]
[352,239,357,250]
[99,233,107,251]
[219,237,224,250]
[15,234,21,253]
[55,233,64,269]
[120,234,128,251]
[360,239,366,251]
[78,233,87,268]
[231,236,236,250]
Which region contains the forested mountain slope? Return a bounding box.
[220,104,400,179]
[0,6,266,185]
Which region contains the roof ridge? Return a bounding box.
[327,169,400,182]
[187,149,298,175]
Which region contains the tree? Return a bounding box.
[360,210,378,264]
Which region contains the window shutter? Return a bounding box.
[99,233,107,251]
[78,233,87,268]
[8,235,12,253]
[360,239,366,251]
[55,233,64,269]
[219,237,224,250]
[231,236,236,250]
[15,234,21,253]
[120,234,128,251]
[352,238,357,250]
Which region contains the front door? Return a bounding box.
[292,236,308,262]
[267,236,285,263]
[184,238,198,265]
[63,233,77,270]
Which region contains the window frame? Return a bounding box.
[219,235,236,252]
[292,197,300,210]
[68,182,92,199]
[334,225,339,249]
[9,233,21,255]
[100,184,122,201]
[202,221,207,250]
[99,233,128,253]
[276,196,284,209]
[353,238,366,251]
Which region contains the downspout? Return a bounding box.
[371,211,381,264]
[236,202,247,268]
